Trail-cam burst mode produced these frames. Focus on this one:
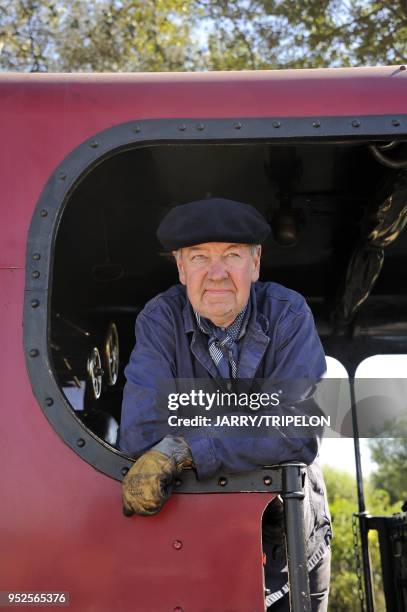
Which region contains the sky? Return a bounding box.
[320,437,372,475]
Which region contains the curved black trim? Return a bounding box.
[23,114,407,482]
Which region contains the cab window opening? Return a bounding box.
[49,139,407,447]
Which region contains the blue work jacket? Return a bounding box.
[119,281,332,598]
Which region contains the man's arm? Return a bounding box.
[119,309,195,516]
[119,309,177,457]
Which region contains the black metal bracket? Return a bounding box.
[366,513,407,612]
[280,463,311,612]
[173,466,283,493]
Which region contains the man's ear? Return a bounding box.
[173,250,186,285]
[251,245,261,283]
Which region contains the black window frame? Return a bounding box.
[23,114,406,482]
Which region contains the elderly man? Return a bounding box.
[119,198,332,611]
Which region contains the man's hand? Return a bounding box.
[122,435,194,517]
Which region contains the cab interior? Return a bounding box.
[50,139,407,444]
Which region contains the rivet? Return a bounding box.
[77,438,86,448]
[59,172,67,180]
[234,122,242,130]
[352,120,360,128]
[40,209,48,217]
[89,140,98,148]
[392,119,400,127]
[172,540,183,550]
[29,349,39,357]
[174,478,182,487]
[263,476,272,486]
[31,299,40,308]
[32,271,40,279]
[178,123,186,131]
[196,123,205,131]
[400,65,406,71]
[121,467,129,476]
[272,121,281,128]
[312,120,321,128]
[32,253,41,261]
[45,397,54,406]
[133,125,141,133]
[218,477,228,487]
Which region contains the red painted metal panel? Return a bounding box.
[1,66,406,610]
[0,269,272,610]
[1,66,407,267]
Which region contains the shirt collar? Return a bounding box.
[194,302,249,340]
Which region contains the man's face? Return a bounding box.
[174,242,261,328]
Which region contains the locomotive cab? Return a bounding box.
[48,138,407,447]
[10,69,406,611]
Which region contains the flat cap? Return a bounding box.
[157,198,271,251]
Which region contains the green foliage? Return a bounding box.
[324,469,360,611]
[1,0,407,72]
[0,0,198,71]
[266,0,407,67]
[323,466,402,611]
[0,1,58,71]
[368,438,407,504]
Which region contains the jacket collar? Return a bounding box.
[236,284,270,378]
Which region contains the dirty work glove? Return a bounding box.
[122,435,194,517]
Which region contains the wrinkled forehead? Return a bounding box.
[182,242,252,254]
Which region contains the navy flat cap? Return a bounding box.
[157,198,271,251]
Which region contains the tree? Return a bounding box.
[1,0,407,72]
[323,466,401,612]
[368,438,407,504]
[53,0,199,72]
[262,0,407,67]
[0,0,58,71]
[0,0,199,72]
